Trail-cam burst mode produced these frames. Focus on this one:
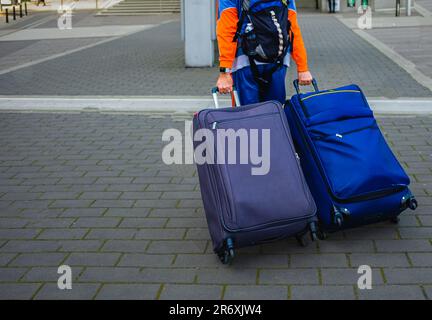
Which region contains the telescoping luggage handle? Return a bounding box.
[293,78,319,95]
[211,86,241,109]
[211,87,240,129]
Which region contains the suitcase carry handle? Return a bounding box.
[293,78,319,95]
[212,86,240,109]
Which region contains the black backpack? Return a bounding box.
[233,0,293,86]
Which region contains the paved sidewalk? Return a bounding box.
[0,111,431,300]
[364,0,432,83]
[0,13,430,97]
[417,0,432,13]
[335,4,432,94]
[367,26,432,78]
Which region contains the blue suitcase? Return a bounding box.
[284,80,418,236]
[193,88,317,264]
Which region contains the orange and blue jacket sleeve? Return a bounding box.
[216,1,239,69]
[288,8,309,72]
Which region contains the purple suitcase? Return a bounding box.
[193,88,317,264]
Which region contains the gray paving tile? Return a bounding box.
[101,240,150,253]
[58,240,103,252]
[135,228,185,240]
[318,240,375,253]
[96,284,160,300]
[85,229,136,240]
[37,229,88,240]
[118,218,166,228]
[197,268,257,285]
[34,283,100,300]
[0,240,60,253]
[224,285,287,300]
[0,229,40,240]
[375,240,432,252]
[321,268,385,285]
[79,267,195,283]
[408,253,432,267]
[0,253,17,266]
[23,267,83,282]
[118,254,174,267]
[260,269,319,285]
[72,217,121,228]
[349,253,410,267]
[160,284,222,300]
[65,253,121,267]
[291,285,355,300]
[384,268,432,285]
[0,267,28,282]
[9,253,67,267]
[147,240,207,254]
[0,283,41,300]
[290,253,348,268]
[358,285,426,300]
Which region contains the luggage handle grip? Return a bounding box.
[293,78,319,95]
[212,86,240,109]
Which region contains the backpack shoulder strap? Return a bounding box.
[242,0,250,10]
[233,0,249,42]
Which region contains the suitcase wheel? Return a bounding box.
[218,248,235,265]
[401,193,418,211]
[296,233,312,247]
[310,232,318,242]
[218,238,235,265]
[309,221,319,242]
[332,206,346,228]
[335,216,343,227]
[296,234,307,247]
[316,229,327,240]
[408,198,418,210]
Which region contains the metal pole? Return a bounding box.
[13,5,16,20]
[406,0,411,16]
[5,8,9,23]
[25,1,27,15]
[19,4,22,17]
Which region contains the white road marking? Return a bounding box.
[353,29,432,93]
[0,97,431,114]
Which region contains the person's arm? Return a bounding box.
[216,1,238,93]
[288,2,313,85]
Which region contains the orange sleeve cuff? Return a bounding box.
[288,10,309,72]
[219,60,234,68]
[217,8,239,69]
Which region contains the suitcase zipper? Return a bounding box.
[310,122,378,141]
[335,186,407,203]
[221,212,317,233]
[300,89,361,102]
[207,111,279,129]
[288,102,406,204]
[297,89,362,118]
